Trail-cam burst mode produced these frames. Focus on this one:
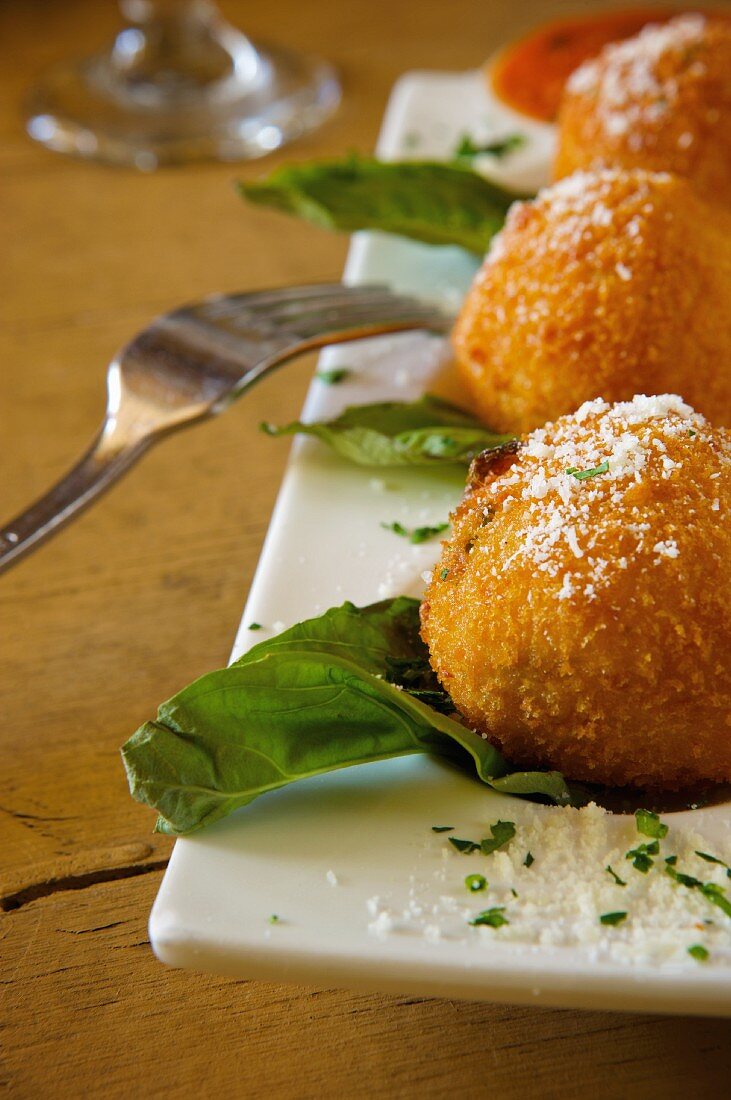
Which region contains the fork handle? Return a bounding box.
[0,424,151,574]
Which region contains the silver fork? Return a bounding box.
[0,283,450,574]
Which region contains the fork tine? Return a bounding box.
[0,277,452,574]
[258,291,437,327]
[279,302,449,340]
[199,282,391,320]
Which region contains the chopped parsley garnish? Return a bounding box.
[439,567,450,581]
[687,429,697,438]
[465,873,487,892]
[666,865,703,889]
[566,460,610,481]
[600,911,627,926]
[481,820,516,856]
[316,367,351,385]
[511,888,519,898]
[606,865,626,887]
[411,523,450,544]
[469,907,509,928]
[688,944,709,961]
[248,623,262,631]
[453,133,526,161]
[449,837,481,854]
[635,808,669,839]
[268,914,280,924]
[381,520,449,544]
[523,851,534,868]
[382,520,408,538]
[431,825,454,833]
[696,851,731,878]
[700,883,731,918]
[626,840,659,873]
[665,860,731,917]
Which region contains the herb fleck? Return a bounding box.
[566,460,610,481]
[701,883,731,918]
[469,907,509,928]
[523,851,534,868]
[635,808,668,839]
[381,520,449,544]
[465,873,487,892]
[382,520,408,538]
[600,911,627,926]
[268,914,280,925]
[626,840,659,873]
[248,623,262,631]
[688,944,709,961]
[687,429,697,438]
[696,851,731,878]
[606,865,626,887]
[666,864,703,889]
[449,837,481,854]
[316,367,351,385]
[431,825,454,833]
[411,523,449,545]
[439,567,450,581]
[481,820,516,856]
[665,861,731,917]
[453,133,526,161]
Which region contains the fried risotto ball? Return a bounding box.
[420,394,731,790]
[554,14,731,205]
[452,168,731,435]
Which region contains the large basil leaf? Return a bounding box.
[239,156,526,254]
[262,395,515,467]
[122,598,573,835]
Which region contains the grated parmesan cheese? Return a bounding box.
[364,804,731,966]
[566,15,710,147]
[471,394,727,601]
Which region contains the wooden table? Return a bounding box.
[1,1,729,1095]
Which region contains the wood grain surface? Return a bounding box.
[1,0,729,1096]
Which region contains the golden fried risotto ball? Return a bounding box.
[421,394,731,790]
[452,168,731,435]
[554,14,731,205]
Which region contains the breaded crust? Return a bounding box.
[554,15,731,206]
[420,395,731,790]
[452,168,731,434]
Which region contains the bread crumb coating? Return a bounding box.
[555,15,731,205]
[453,168,731,434]
[421,395,731,789]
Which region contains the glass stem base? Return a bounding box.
[25,5,340,168]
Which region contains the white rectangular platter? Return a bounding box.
[149,70,731,1016]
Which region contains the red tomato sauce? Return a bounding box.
[489,8,721,123]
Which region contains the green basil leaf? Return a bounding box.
[122,598,573,835]
[489,770,577,805]
[239,155,526,254]
[262,395,515,467]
